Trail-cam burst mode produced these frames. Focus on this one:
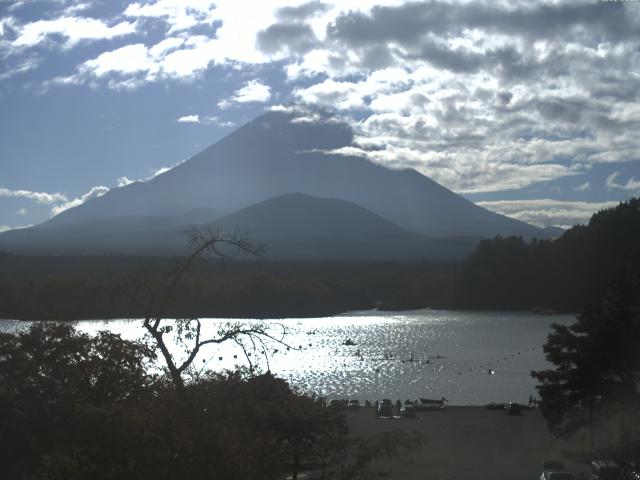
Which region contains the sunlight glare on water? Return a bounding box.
[0,309,575,405]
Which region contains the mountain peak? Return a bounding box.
[220,108,354,153]
[17,108,547,244]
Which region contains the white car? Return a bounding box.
[347,399,360,410]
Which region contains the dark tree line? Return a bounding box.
[0,255,453,320]
[532,270,640,460]
[1,198,638,319]
[454,197,640,311]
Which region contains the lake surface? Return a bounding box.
[0,309,575,405]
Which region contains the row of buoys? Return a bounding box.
[215,342,316,362]
[455,346,538,376]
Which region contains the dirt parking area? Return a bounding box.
[345,406,590,480]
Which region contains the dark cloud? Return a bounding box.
[326,2,454,47]
[497,91,513,105]
[328,1,637,46]
[257,23,319,55]
[535,98,584,124]
[356,45,395,70]
[486,46,539,81]
[276,1,331,22]
[407,38,485,73]
[321,1,639,77]
[590,75,640,102]
[458,2,635,43]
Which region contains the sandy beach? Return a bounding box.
[345,406,589,480]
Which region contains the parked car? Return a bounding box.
[377,400,393,417]
[347,399,360,410]
[400,404,416,418]
[591,460,621,480]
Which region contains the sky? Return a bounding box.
[1,0,639,233]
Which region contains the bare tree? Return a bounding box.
[118,224,290,401]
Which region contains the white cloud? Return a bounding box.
[177,114,235,127]
[117,176,134,187]
[0,224,32,233]
[177,114,201,123]
[218,80,272,108]
[294,79,367,109]
[0,187,67,204]
[0,56,40,82]
[112,159,190,194]
[124,0,217,34]
[83,43,156,76]
[152,166,172,177]
[476,199,620,228]
[17,207,27,216]
[50,185,109,216]
[63,2,95,15]
[24,0,640,196]
[148,36,185,57]
[150,159,187,179]
[574,182,590,192]
[46,40,182,90]
[11,16,137,51]
[51,37,271,90]
[605,171,640,192]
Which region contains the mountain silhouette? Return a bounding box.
[41,110,545,238]
[213,193,479,260]
[0,193,478,260]
[0,109,549,258]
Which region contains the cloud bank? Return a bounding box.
[3,0,640,230]
[477,199,620,228]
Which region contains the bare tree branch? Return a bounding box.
[117,223,289,400]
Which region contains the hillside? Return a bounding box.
[213,193,479,260]
[0,193,479,260]
[454,197,640,311]
[0,208,219,256]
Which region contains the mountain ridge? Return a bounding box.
[0,193,480,260]
[39,110,546,239]
[0,110,553,259]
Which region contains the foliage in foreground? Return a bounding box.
[532,272,640,443]
[0,323,420,480]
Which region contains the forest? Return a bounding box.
[0,197,638,320]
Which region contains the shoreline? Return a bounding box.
[0,306,577,322]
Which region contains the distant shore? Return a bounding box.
[1,305,577,322]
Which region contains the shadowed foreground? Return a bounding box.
[345,406,587,480]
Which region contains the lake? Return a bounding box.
[0,309,575,405]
